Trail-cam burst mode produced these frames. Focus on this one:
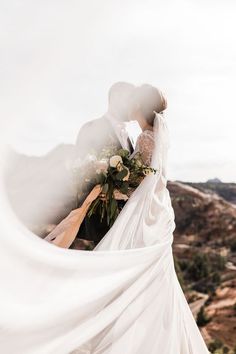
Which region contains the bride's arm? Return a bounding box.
[45,185,102,248]
[134,132,155,166]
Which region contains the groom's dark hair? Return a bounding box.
[108,82,135,121]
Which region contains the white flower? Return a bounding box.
[123,167,130,181]
[109,155,123,168]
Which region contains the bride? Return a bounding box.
[0,84,209,354]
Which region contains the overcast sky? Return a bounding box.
[1,0,235,182]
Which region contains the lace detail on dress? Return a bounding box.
[133,130,155,166]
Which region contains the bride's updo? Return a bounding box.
[133,84,167,126]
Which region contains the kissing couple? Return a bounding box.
[45,82,167,248]
[9,82,209,354]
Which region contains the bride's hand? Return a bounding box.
[113,189,129,201]
[86,185,102,204]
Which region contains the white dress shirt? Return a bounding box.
[105,113,135,152]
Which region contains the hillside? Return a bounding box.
[182,180,236,205]
[168,181,236,352]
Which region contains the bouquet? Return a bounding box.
[73,148,157,227]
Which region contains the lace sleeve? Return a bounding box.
[133,130,155,166]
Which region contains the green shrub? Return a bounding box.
[178,259,188,272]
[196,306,211,327]
[208,339,223,352]
[214,254,226,271]
[230,240,236,252]
[187,254,210,281]
[222,346,229,353]
[212,272,221,285]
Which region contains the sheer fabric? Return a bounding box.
[132,129,155,166]
[0,114,209,354]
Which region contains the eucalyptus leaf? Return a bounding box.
[110,198,118,218]
[87,198,100,218]
[106,209,110,225]
[117,149,130,158]
[116,169,128,181]
[100,201,106,222]
[120,182,129,194]
[102,183,109,193]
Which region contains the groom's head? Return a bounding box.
[129,84,167,125]
[108,82,135,121]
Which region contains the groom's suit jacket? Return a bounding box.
[75,115,123,245]
[75,115,122,159]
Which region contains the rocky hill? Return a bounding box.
[168,181,236,248]
[168,181,236,353]
[182,180,236,205]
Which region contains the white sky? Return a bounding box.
[0,0,235,182]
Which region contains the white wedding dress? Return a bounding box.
[0,114,209,354]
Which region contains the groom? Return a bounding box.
[75,82,138,245]
[75,82,137,158]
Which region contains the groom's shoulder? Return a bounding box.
[76,116,108,144]
[79,116,108,134]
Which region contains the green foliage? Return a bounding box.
[183,252,226,295]
[214,254,226,271]
[196,306,211,327]
[115,168,128,181]
[211,272,221,285]
[186,253,210,281]
[116,148,130,158]
[210,347,230,354]
[86,149,157,227]
[208,339,223,352]
[178,259,188,272]
[230,240,236,253]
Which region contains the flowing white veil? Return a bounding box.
[0,113,209,354]
[151,112,170,176]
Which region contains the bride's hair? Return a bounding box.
[134,84,167,126]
